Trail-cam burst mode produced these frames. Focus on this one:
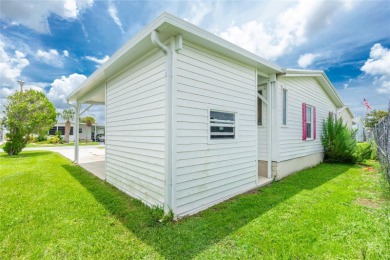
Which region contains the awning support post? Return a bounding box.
[74,102,81,163]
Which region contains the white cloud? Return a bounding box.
[0,0,94,33]
[47,73,87,109]
[85,55,109,66]
[36,49,64,66]
[298,53,320,68]
[220,0,344,60]
[0,39,29,88]
[185,1,212,26]
[361,43,390,94]
[108,2,124,33]
[63,50,69,57]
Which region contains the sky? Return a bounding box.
[1,0,390,123]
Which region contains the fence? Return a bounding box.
[373,114,390,180]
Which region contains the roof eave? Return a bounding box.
[67,12,282,102]
[281,69,345,108]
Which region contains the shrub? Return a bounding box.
[369,140,378,160]
[355,141,379,162]
[1,89,56,155]
[321,116,356,164]
[355,142,372,162]
[49,136,61,144]
[37,135,47,142]
[3,132,26,155]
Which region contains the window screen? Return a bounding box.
[210,111,235,140]
[282,89,287,125]
[306,106,312,138]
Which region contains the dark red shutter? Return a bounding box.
[313,106,316,140]
[302,103,307,141]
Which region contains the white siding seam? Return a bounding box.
[183,41,255,74]
[177,165,256,189]
[177,177,255,206]
[106,48,163,85]
[177,183,256,218]
[106,178,163,206]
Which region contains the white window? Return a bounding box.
[209,110,236,140]
[282,88,287,125]
[306,106,313,139]
[258,90,263,126]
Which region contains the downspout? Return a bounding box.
[67,100,80,163]
[266,81,272,179]
[151,30,173,215]
[267,74,277,179]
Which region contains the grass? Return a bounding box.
[26,141,101,147]
[0,151,389,259]
[0,142,101,149]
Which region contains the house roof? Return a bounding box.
[67,12,282,103]
[280,69,353,117]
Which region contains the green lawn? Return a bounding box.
[0,151,389,259]
[0,142,101,149]
[26,141,101,147]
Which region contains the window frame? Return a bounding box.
[208,109,238,144]
[305,105,313,140]
[257,85,266,127]
[282,87,288,126]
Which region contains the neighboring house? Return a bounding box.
[48,122,105,141]
[67,13,353,218]
[352,117,365,142]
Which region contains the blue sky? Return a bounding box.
[1,0,390,123]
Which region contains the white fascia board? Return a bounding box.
[67,13,168,101]
[68,12,282,102]
[162,13,282,73]
[281,68,345,108]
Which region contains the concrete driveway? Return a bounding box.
[25,145,105,180]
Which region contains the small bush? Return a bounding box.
[355,143,372,162]
[321,116,356,164]
[369,141,378,160]
[49,136,61,144]
[355,141,379,162]
[3,132,26,155]
[37,135,47,142]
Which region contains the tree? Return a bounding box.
[62,109,75,143]
[1,90,56,155]
[364,110,389,128]
[321,115,357,164]
[81,116,96,143]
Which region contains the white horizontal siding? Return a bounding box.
[174,41,257,217]
[277,77,337,162]
[106,49,166,207]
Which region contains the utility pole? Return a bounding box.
[17,80,25,92]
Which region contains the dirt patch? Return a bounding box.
[355,198,383,209]
[363,167,375,172]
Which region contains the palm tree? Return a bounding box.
[62,109,75,143]
[81,116,96,143]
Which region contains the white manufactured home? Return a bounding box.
[67,13,353,218]
[48,122,105,142]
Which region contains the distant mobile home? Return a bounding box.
[68,13,353,218]
[48,122,105,141]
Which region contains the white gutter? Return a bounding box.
[151,30,174,216]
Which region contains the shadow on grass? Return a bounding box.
[62,163,350,259]
[0,151,53,159]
